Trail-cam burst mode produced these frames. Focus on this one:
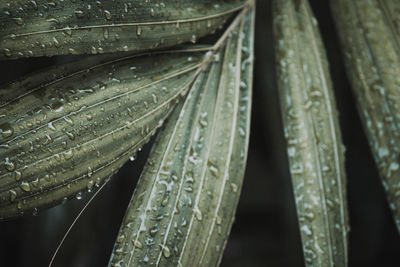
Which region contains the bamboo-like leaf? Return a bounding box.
[331,0,400,232]
[273,0,348,266]
[0,49,212,219]
[109,4,254,267]
[0,0,247,60]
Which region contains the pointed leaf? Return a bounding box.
[274,0,349,266]
[0,50,206,219]
[0,0,247,59]
[331,0,400,232]
[109,4,254,266]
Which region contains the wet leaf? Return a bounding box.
[331,0,400,232]
[274,0,348,266]
[0,48,209,219]
[109,4,254,267]
[0,0,247,59]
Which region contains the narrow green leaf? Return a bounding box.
[0,0,247,59]
[109,4,254,267]
[0,50,207,219]
[331,0,400,231]
[274,0,348,266]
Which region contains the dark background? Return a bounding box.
[1,1,400,266]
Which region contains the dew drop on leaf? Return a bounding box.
[4,157,15,171]
[20,181,31,192]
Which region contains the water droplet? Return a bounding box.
[4,157,15,171]
[149,227,158,236]
[96,1,103,8]
[238,127,246,137]
[86,112,93,121]
[30,1,38,10]
[130,154,137,161]
[68,48,78,55]
[143,255,149,263]
[87,180,94,191]
[66,131,75,140]
[9,190,17,202]
[64,116,74,126]
[3,48,11,57]
[0,122,14,138]
[161,195,169,206]
[240,80,247,90]
[160,245,171,258]
[117,234,125,243]
[152,94,158,103]
[13,17,24,25]
[14,171,22,181]
[290,162,304,174]
[190,34,197,43]
[208,161,219,177]
[53,37,61,48]
[213,54,220,62]
[74,8,85,18]
[231,183,238,192]
[91,46,98,54]
[379,147,389,158]
[48,121,57,131]
[76,192,83,200]
[134,240,143,249]
[199,112,208,127]
[32,208,39,216]
[103,28,109,40]
[136,26,142,36]
[87,166,93,177]
[104,10,112,20]
[193,207,202,221]
[63,149,74,160]
[20,181,31,192]
[31,178,39,187]
[51,101,63,112]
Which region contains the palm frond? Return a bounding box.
[0,48,210,219]
[109,4,254,266]
[0,0,247,59]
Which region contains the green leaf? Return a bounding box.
[274,0,348,266]
[0,0,247,59]
[331,0,400,231]
[109,4,254,267]
[0,49,210,219]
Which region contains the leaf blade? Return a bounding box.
[331,0,400,231]
[108,4,254,266]
[0,0,247,59]
[0,50,205,219]
[273,0,349,266]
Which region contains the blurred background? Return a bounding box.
[1,1,400,266]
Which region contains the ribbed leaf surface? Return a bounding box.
[274,0,349,266]
[109,4,254,267]
[331,0,400,232]
[0,0,246,59]
[0,50,206,219]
